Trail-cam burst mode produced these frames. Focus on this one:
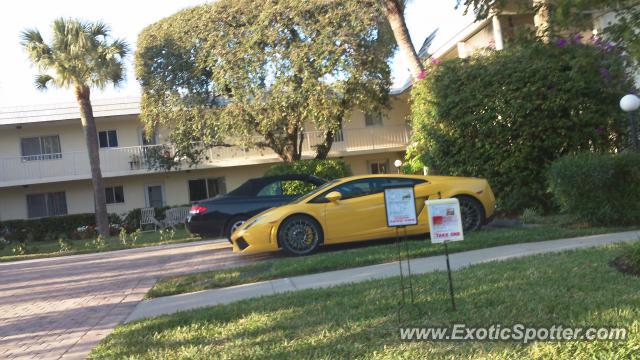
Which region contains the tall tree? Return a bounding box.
[21,18,129,236]
[136,0,395,164]
[380,0,425,79]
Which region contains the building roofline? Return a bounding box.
[0,97,141,127]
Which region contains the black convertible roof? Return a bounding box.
[227,174,327,196]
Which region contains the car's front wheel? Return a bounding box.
[455,195,485,232]
[278,215,322,256]
[226,215,249,241]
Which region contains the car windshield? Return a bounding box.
[290,179,340,203]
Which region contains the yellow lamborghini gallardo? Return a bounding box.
[231,174,495,255]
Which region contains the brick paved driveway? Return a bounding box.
[0,239,274,359]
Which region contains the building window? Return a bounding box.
[146,184,164,208]
[368,159,389,174]
[105,186,125,204]
[141,128,157,146]
[364,112,383,127]
[21,135,62,161]
[26,192,67,218]
[98,130,118,148]
[334,125,344,142]
[188,177,226,202]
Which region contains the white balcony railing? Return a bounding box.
[0,125,410,186]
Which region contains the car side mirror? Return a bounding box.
[325,191,342,203]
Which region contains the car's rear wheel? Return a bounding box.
[455,195,485,232]
[226,215,249,241]
[278,215,322,256]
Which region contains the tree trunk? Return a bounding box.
[75,85,110,237]
[533,0,551,43]
[381,0,424,79]
[281,139,301,162]
[315,130,335,160]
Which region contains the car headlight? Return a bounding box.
[243,215,267,230]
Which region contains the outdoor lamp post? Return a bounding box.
[394,159,403,174]
[620,94,640,152]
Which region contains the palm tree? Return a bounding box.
[21,18,129,237]
[380,0,424,79]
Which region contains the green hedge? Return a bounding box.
[265,159,352,194]
[0,204,194,243]
[407,38,634,213]
[0,213,122,242]
[548,152,640,225]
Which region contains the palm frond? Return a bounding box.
[91,21,110,38]
[108,38,131,58]
[20,28,54,68]
[19,28,44,47]
[34,74,53,90]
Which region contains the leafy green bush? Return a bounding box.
[265,159,352,194]
[407,38,635,213]
[548,152,640,225]
[1,213,122,242]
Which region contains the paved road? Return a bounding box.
[0,240,273,360]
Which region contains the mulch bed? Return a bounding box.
[610,255,640,276]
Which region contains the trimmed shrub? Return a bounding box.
[265,159,352,194]
[1,213,122,242]
[548,152,640,225]
[407,38,635,213]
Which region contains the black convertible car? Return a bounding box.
[186,174,326,240]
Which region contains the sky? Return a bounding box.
[0,0,475,107]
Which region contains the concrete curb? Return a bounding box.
[0,238,227,267]
[126,230,640,322]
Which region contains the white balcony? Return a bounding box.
[0,125,410,187]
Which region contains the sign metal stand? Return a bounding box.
[383,184,418,322]
[395,225,414,306]
[426,198,464,312]
[443,240,456,311]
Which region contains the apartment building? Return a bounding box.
[0,93,411,221]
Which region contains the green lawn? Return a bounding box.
[146,219,638,298]
[91,245,640,359]
[0,228,200,262]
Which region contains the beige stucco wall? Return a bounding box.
[298,92,410,133]
[340,151,406,175]
[0,150,405,221]
[0,114,144,158]
[0,179,93,220]
[341,92,410,130]
[464,26,495,56]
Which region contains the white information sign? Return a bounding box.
[384,186,418,227]
[426,198,464,243]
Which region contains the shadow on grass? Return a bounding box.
[92,245,640,359]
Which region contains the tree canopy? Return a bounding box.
[21,18,129,91]
[136,0,395,164]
